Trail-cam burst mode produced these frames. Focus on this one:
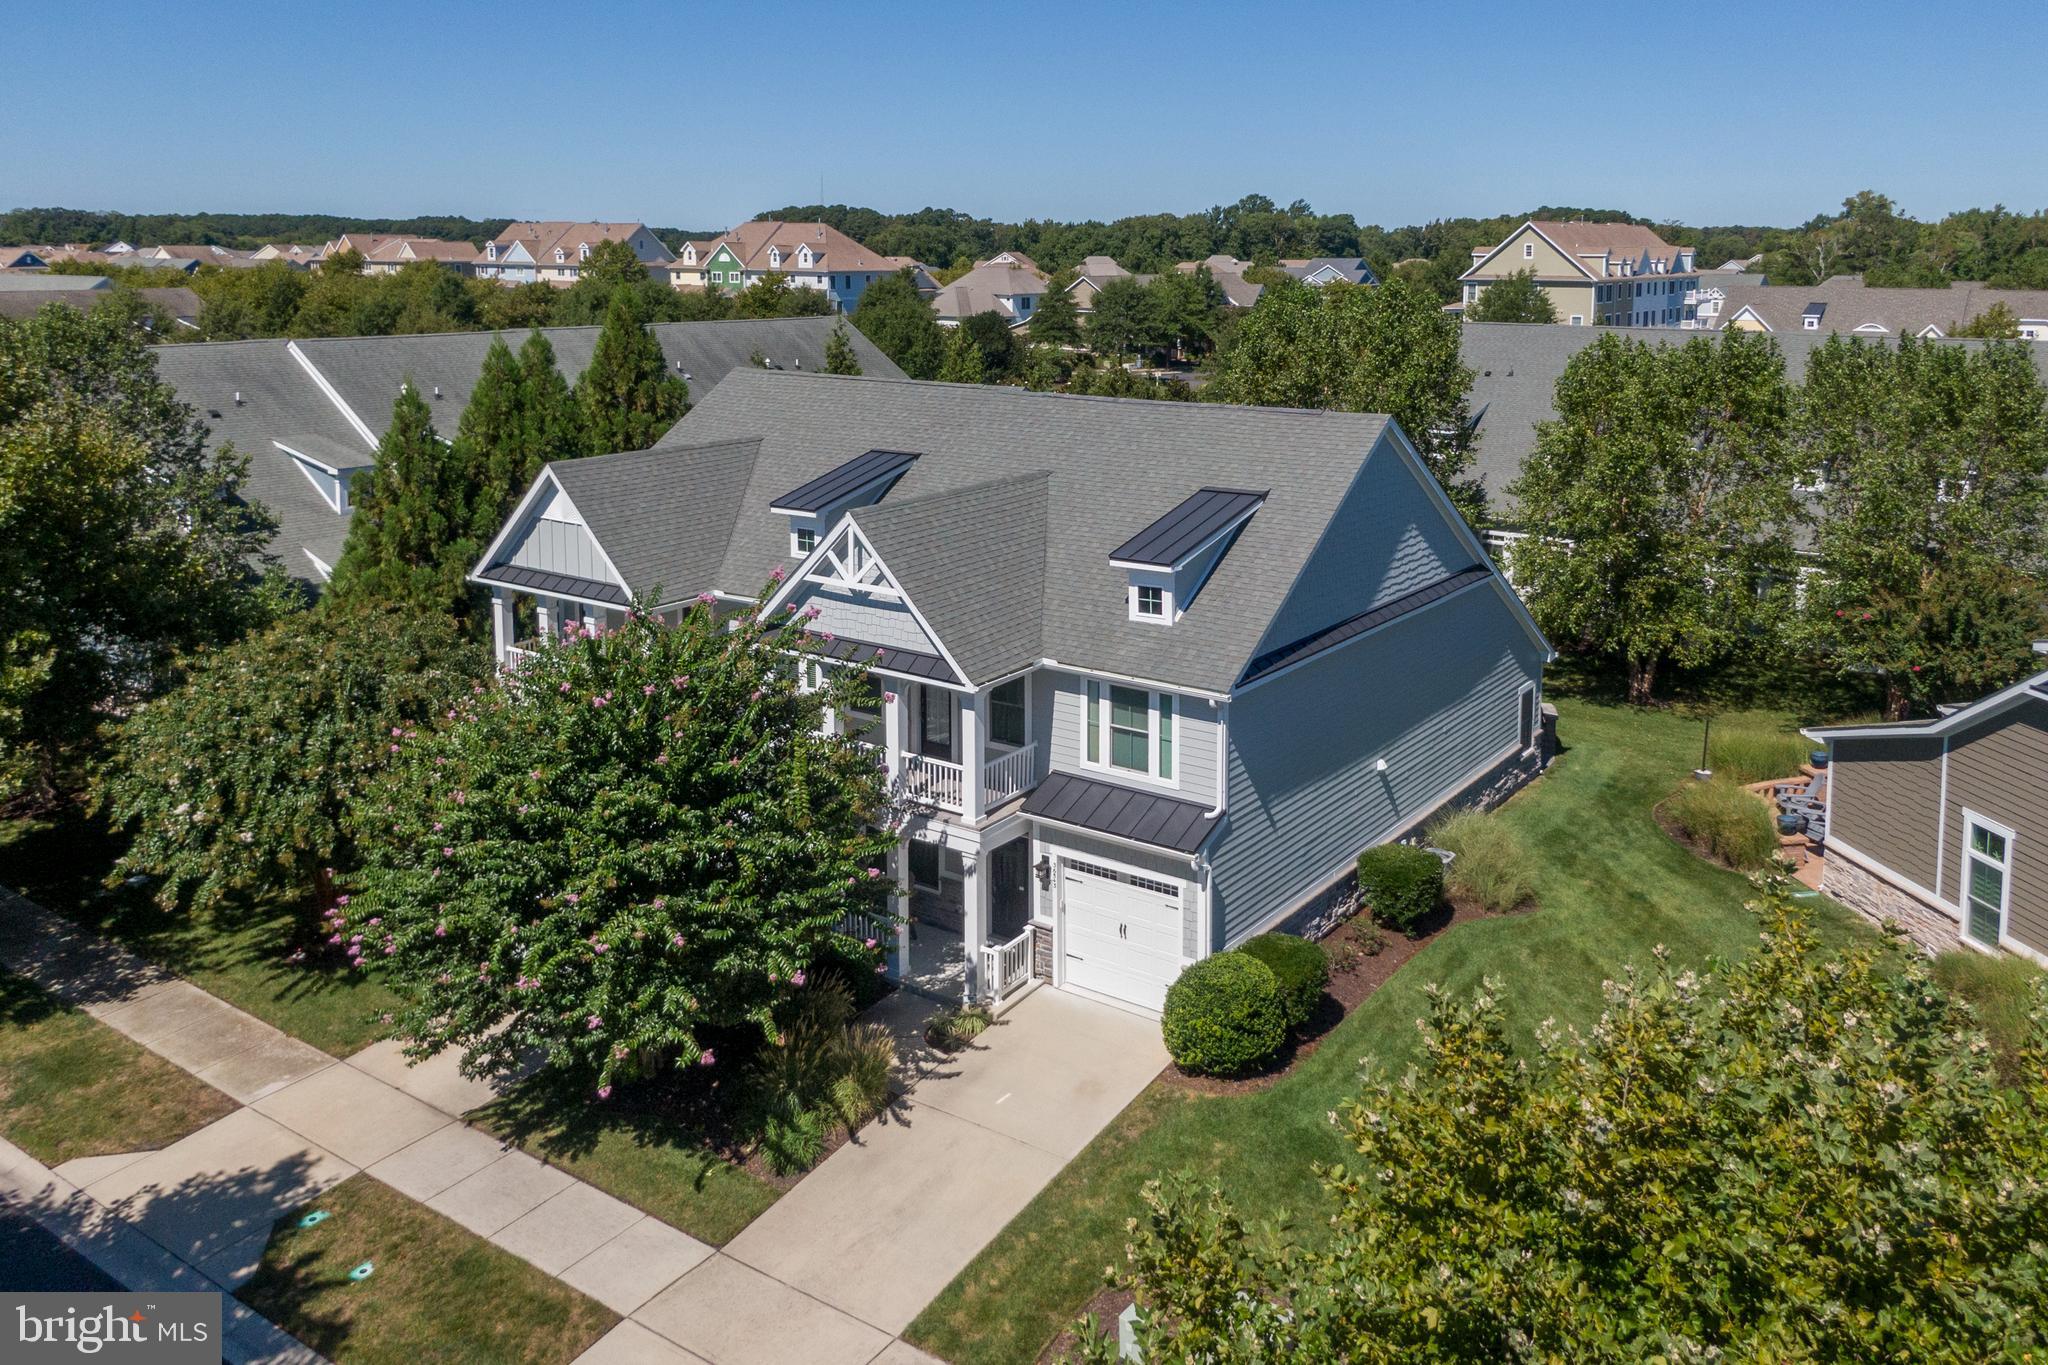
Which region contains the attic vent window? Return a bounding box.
[1135,585,1164,617]
[1523,242,1535,259]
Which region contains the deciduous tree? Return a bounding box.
[1086,276,1163,361]
[1465,267,1558,323]
[1799,335,2048,717]
[852,269,945,379]
[340,597,899,1088]
[1508,330,1800,703]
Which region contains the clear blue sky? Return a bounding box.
[7,0,2045,230]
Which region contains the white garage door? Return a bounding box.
[1061,860,1185,1011]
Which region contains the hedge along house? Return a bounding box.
[1804,651,2048,964]
[471,371,1553,1014]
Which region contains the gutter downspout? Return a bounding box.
[1204,698,1228,818]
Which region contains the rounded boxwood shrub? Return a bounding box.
[1237,932,1329,1030]
[1357,843,1444,932]
[1161,952,1286,1075]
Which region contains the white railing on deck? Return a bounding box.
[836,909,892,949]
[899,753,965,811]
[979,927,1034,1001]
[502,642,541,671]
[982,742,1038,807]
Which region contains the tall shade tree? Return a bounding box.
[1087,276,1165,361]
[1025,277,1083,349]
[1208,278,1484,520]
[852,269,946,379]
[1508,330,1800,703]
[1465,267,1558,323]
[731,271,835,319]
[937,324,987,384]
[1149,265,1229,358]
[823,323,863,375]
[574,287,688,454]
[1799,335,2048,718]
[1084,880,2048,1364]
[0,304,272,802]
[99,605,483,920]
[328,383,474,618]
[339,597,899,1088]
[961,310,1023,381]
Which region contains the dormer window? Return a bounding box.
[579,243,591,261]
[554,248,565,263]
[769,247,781,267]
[799,246,813,267]
[792,526,818,557]
[1109,487,1265,626]
[486,243,497,260]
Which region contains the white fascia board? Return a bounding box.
[1805,676,2048,742]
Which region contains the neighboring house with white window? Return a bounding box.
[1805,654,2048,964]
[1459,220,1698,327]
[149,317,902,585]
[470,370,1554,1014]
[478,222,673,287]
[930,257,1052,328]
[360,238,483,276]
[1715,274,2048,340]
[666,220,897,312]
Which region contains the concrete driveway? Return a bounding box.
[716,986,1167,1337]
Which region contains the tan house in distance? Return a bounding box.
[1714,274,2048,341]
[361,237,483,276]
[1460,220,1698,327]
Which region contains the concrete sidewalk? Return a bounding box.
[0,889,1163,1365]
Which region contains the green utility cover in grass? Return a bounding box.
[297,1210,330,1228]
[349,1261,373,1281]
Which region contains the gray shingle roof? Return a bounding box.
[152,317,901,583]
[549,437,760,605]
[1023,770,1218,853]
[554,370,1395,693]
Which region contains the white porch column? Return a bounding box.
[960,689,985,823]
[883,685,906,786]
[535,598,554,641]
[960,849,986,1001]
[489,588,510,662]
[892,838,911,979]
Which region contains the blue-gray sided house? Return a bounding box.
[471,371,1553,1014]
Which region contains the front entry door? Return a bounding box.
[988,839,1032,939]
[918,686,955,761]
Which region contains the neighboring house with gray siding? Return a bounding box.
[1805,655,2048,964]
[149,317,902,583]
[471,370,1553,1014]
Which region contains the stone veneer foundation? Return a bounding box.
[1820,851,1962,956]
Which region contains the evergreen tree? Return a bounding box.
[824,322,863,375]
[453,337,524,542]
[574,287,688,454]
[328,383,473,618]
[937,326,986,383]
[516,330,582,470]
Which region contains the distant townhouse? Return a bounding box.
[361,238,483,277]
[1065,255,1156,315]
[138,244,265,270]
[1174,255,1265,309]
[1460,220,1699,327]
[251,243,327,267]
[0,246,52,270]
[479,222,673,287]
[1714,274,2048,341]
[667,221,896,312]
[931,256,1052,328]
[1280,257,1379,287]
[1691,270,1768,328]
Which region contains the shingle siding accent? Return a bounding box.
[1940,702,2048,953]
[1249,437,1474,667]
[1829,735,1945,893]
[1209,582,1543,950]
[801,588,939,657]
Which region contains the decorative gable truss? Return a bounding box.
[762,519,967,684]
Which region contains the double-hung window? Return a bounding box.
[1085,681,1174,781]
[1963,813,2014,949]
[840,672,883,747]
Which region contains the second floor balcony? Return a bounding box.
[833,673,1046,823]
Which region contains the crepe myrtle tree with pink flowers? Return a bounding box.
[341,584,903,1091]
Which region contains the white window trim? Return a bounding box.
[791,525,819,557]
[1522,241,1535,259]
[1517,681,1539,755]
[1960,810,2016,953]
[1082,681,1180,789]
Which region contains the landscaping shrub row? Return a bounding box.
[1667,778,1779,870]
[1162,931,1331,1076]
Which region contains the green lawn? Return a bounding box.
[469,1070,782,1247]
[0,808,401,1056]
[0,971,238,1165]
[905,698,1870,1364]
[237,1175,616,1365]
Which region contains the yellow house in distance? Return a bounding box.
[1460,220,1698,327]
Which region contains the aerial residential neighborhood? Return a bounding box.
[3,4,2047,1364]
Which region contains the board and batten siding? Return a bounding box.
[503,513,612,585]
[1828,735,1945,893]
[1938,701,2048,950]
[1249,435,1474,665]
[1042,668,1218,801]
[1209,580,1542,951]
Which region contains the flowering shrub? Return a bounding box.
[98,604,483,918]
[1083,876,2048,1363]
[342,591,900,1091]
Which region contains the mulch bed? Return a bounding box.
[1158,897,1509,1097]
[1036,1286,1135,1365]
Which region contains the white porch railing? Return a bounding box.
[982,742,1038,807]
[836,908,893,949]
[899,753,965,811]
[502,641,542,671]
[979,927,1034,1001]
